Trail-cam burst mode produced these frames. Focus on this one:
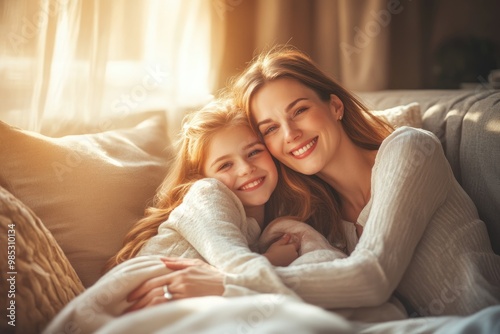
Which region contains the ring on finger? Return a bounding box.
[163,284,173,300]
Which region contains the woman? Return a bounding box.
[129,46,500,317]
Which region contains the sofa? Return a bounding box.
[1,88,499,333]
[358,88,500,255]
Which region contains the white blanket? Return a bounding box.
[43,256,500,334]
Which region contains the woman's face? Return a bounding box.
[250,77,344,175]
[203,125,278,209]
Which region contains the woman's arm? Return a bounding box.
[265,128,452,309]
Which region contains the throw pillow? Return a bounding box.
[372,102,422,128]
[0,186,85,333]
[0,114,171,287]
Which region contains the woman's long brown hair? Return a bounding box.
[230,45,394,246]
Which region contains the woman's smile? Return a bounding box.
[290,136,318,158]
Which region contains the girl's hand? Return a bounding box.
[124,257,224,314]
[263,233,300,267]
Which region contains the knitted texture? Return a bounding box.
[0,186,84,334]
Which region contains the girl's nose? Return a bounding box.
[238,161,256,176]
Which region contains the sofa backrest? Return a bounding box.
[358,89,500,254]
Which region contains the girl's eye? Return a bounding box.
[218,162,232,171]
[248,149,263,158]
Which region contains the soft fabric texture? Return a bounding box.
[139,178,407,322]
[371,102,422,128]
[358,90,500,255]
[39,109,170,137]
[258,217,347,266]
[249,127,500,315]
[0,186,84,334]
[0,114,171,287]
[44,256,500,334]
[258,218,411,323]
[43,256,355,334]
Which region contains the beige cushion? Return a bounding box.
[372,102,422,128]
[0,114,171,287]
[0,186,85,333]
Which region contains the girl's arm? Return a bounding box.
[266,128,452,308]
[171,178,298,297]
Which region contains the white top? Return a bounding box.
[230,127,500,316]
[139,178,298,297]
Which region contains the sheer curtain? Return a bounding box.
[0,0,224,134]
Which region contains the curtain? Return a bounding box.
[217,0,499,92]
[0,0,224,133]
[2,0,498,133]
[218,0,418,92]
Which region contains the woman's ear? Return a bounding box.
[329,94,344,120]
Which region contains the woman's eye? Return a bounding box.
[295,107,308,116]
[262,125,277,136]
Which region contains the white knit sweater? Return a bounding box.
[251,127,499,316]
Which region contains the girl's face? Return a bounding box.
[250,77,344,175]
[203,125,278,209]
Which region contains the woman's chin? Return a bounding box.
[291,165,322,176]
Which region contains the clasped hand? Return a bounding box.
[262,233,300,267]
[124,257,224,314]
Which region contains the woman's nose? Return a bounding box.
[284,122,301,143]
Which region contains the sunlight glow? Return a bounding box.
[486,118,500,133]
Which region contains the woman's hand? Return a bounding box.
[124,257,225,314]
[263,233,300,267]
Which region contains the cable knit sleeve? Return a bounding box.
[170,178,298,298]
[274,127,451,308]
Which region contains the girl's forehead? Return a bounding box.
[204,125,261,165]
[217,124,257,141]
